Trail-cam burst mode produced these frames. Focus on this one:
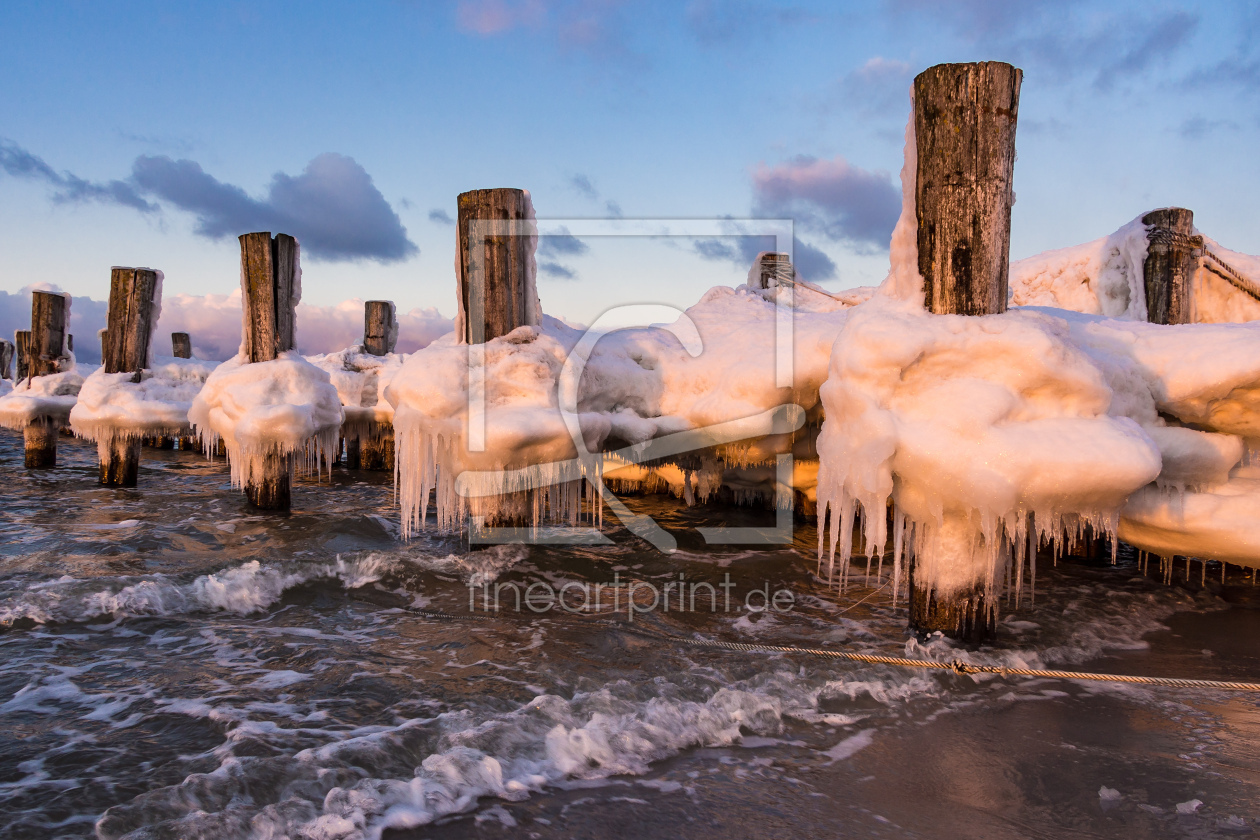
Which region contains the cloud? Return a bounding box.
[830,57,914,117]
[884,1,1199,90]
[0,140,418,264]
[0,139,156,213]
[752,155,900,252]
[538,261,578,280]
[1177,116,1242,140]
[429,208,455,224]
[689,234,837,281]
[455,0,546,35]
[538,225,590,257]
[567,172,623,217]
[684,0,812,45]
[132,153,418,263]
[0,284,453,364]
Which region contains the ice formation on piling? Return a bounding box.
[188,351,344,490]
[70,356,216,460]
[815,107,1260,608]
[307,345,406,454]
[0,292,81,432]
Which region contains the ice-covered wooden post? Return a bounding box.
[171,332,192,359]
[24,292,70,467]
[15,331,31,381]
[1142,207,1195,325]
[756,253,791,290]
[359,300,397,470]
[99,268,160,485]
[0,339,12,380]
[912,61,1022,642]
[457,188,533,344]
[239,231,299,510]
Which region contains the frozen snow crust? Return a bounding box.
[189,351,344,489]
[387,282,871,536]
[0,368,84,430]
[306,346,406,439]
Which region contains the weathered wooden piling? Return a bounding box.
[1143,208,1196,325]
[239,232,298,510]
[99,268,161,485]
[756,253,791,290]
[916,62,1022,317]
[910,61,1022,643]
[457,189,536,344]
[171,332,192,359]
[0,339,12,380]
[24,291,71,467]
[14,331,31,381]
[363,301,396,356]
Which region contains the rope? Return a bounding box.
[394,604,1260,693]
[1148,226,1260,304]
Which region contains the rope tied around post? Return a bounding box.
[1148,225,1260,303]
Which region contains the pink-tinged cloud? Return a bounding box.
[752,155,901,252]
[456,0,546,35]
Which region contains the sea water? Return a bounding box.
[1,432,1258,839]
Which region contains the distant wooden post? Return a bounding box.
[14,331,31,381]
[24,292,70,467]
[756,253,791,290]
[910,61,1022,643]
[457,188,535,344]
[0,339,12,380]
[239,232,298,510]
[363,301,396,356]
[171,332,192,359]
[916,62,1021,317]
[98,268,160,485]
[1143,208,1196,325]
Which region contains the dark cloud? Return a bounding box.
[132,153,418,263]
[429,208,455,224]
[0,139,156,213]
[538,226,590,258]
[567,172,623,217]
[1177,116,1242,140]
[752,155,899,253]
[539,261,578,280]
[0,140,418,264]
[690,234,837,281]
[884,1,1199,90]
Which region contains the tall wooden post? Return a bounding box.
[99,268,160,486]
[24,292,70,467]
[756,253,791,290]
[14,331,31,381]
[916,62,1021,317]
[0,339,12,380]
[239,232,298,510]
[171,332,192,359]
[1142,208,1195,325]
[363,301,396,356]
[910,61,1022,643]
[457,188,535,344]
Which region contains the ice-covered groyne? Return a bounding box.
[307,344,405,461]
[70,356,216,460]
[0,366,84,432]
[387,276,873,536]
[189,351,344,491]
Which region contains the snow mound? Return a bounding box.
[306,345,406,441]
[0,369,84,431]
[188,351,344,489]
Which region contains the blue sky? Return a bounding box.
[1,0,1257,331]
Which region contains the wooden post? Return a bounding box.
[910,61,1022,643]
[172,332,192,359]
[14,331,31,381]
[915,62,1021,317]
[361,435,394,471]
[99,268,160,486]
[457,188,535,344]
[363,301,396,356]
[1142,208,1195,325]
[0,339,12,380]
[239,232,298,510]
[24,292,70,467]
[757,253,791,290]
